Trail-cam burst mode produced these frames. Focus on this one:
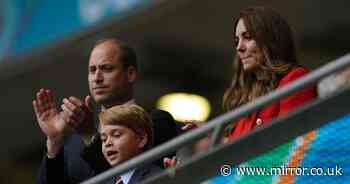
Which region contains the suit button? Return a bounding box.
[256,118,262,126]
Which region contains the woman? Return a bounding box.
[224,6,316,140]
[164,6,317,167]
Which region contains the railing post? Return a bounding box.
[210,124,226,150]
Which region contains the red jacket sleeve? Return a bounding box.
[278,67,317,116]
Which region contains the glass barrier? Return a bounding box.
[205,114,350,184]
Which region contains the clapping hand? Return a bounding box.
[33,89,68,157]
[61,95,95,144]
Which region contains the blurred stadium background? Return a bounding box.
[0,0,349,183]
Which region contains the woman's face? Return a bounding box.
[234,19,263,72]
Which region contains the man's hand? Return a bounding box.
[61,95,95,144]
[33,89,68,158]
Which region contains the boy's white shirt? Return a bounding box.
[120,169,136,184]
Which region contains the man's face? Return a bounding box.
[100,124,146,166]
[88,41,135,107]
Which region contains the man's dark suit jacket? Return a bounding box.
[37,109,180,184]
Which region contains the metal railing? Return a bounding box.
[82,53,350,184]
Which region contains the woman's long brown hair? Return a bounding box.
[223,6,298,111]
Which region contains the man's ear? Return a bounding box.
[137,134,148,149]
[127,66,137,83]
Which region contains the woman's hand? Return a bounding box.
[163,156,177,168]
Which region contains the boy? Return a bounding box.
[99,104,162,184]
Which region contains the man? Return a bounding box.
[33,38,178,184]
[99,104,161,184]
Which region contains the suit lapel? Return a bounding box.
[104,177,117,184]
[128,167,147,184]
[128,164,162,184]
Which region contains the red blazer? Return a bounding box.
[228,67,317,140]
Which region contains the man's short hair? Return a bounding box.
[99,104,153,150]
[94,38,138,71]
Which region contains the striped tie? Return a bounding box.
[115,176,123,184]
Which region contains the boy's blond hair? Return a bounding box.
[99,104,153,149]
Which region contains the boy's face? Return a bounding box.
[100,124,147,166]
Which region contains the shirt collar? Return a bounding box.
[120,169,136,184]
[124,99,136,105]
[101,99,136,111]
